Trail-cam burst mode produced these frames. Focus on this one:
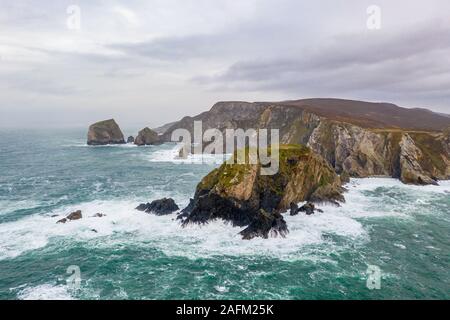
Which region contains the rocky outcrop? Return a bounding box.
[136,198,180,215]
[399,134,438,185]
[159,100,450,185]
[87,119,125,145]
[127,136,135,144]
[57,210,82,224]
[240,210,288,240]
[180,145,345,239]
[290,202,323,216]
[135,127,160,146]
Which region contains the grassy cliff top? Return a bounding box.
[197,144,312,192]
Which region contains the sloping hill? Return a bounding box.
[278,98,450,131]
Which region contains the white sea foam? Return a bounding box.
[0,178,447,261]
[62,143,138,148]
[146,144,230,165]
[17,284,74,300]
[0,200,42,216]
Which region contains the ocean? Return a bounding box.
[0,128,449,300]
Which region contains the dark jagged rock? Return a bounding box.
[299,202,316,215]
[177,198,195,221]
[136,198,180,215]
[290,202,324,216]
[290,202,299,216]
[240,210,288,240]
[56,210,82,224]
[182,145,345,239]
[92,213,106,218]
[134,127,160,146]
[136,203,148,211]
[87,119,125,145]
[127,136,135,143]
[67,210,82,220]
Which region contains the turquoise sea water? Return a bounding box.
[0,128,449,300]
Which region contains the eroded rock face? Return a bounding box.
[135,127,160,146]
[136,198,180,215]
[87,119,125,145]
[307,120,449,185]
[399,134,438,185]
[159,100,449,185]
[181,145,345,239]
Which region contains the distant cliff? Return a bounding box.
[158,99,450,185]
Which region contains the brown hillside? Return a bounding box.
[278,98,450,131]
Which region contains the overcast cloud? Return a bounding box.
[0,0,449,128]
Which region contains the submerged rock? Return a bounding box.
[136,198,180,215]
[87,119,125,145]
[181,144,345,239]
[134,127,160,146]
[92,213,106,218]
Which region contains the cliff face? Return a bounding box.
[306,121,449,184]
[181,145,345,239]
[160,99,450,185]
[87,119,125,145]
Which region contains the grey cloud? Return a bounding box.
[194,20,450,111]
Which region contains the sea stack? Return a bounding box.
[87,119,125,146]
[135,127,160,146]
[180,144,346,239]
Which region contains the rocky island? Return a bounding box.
[134,127,161,146]
[87,119,126,145]
[180,144,346,239]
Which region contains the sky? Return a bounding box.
[0,0,449,128]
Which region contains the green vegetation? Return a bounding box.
[410,132,447,174]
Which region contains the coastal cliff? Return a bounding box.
[158,99,450,185]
